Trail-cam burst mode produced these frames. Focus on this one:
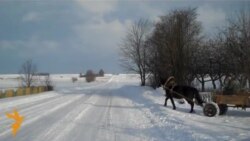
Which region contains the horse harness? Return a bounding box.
[163,85,194,103]
[163,76,195,103]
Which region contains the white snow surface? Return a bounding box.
[0,74,249,141]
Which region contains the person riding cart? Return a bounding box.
[223,75,240,95]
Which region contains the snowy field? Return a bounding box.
[0,74,249,141]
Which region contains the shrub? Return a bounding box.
[44,76,54,91]
[99,69,104,77]
[79,73,85,78]
[85,70,96,82]
[147,74,160,89]
[72,77,78,83]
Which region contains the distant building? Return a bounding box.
[34,73,50,76]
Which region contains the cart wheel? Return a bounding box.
[203,103,219,117]
[218,104,228,115]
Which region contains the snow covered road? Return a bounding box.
[0,74,249,141]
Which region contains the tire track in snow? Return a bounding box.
[0,92,61,110]
[16,94,71,119]
[108,97,149,141]
[0,93,63,116]
[119,98,168,141]
[50,90,117,141]
[0,94,70,134]
[0,94,84,139]
[99,93,117,141]
[50,95,99,141]
[126,94,194,141]
[139,108,170,140]
[108,96,116,141]
[0,76,114,140]
[0,93,68,124]
[90,90,117,141]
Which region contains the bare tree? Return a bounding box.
[193,7,250,91]
[223,7,250,89]
[19,59,37,87]
[147,8,202,86]
[191,42,211,91]
[44,75,54,91]
[120,19,151,86]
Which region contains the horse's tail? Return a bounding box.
[194,89,204,106]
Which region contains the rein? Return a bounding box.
[163,85,195,103]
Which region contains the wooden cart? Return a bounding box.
[203,91,250,117]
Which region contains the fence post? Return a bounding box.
[17,88,24,96]
[38,86,44,93]
[0,86,47,99]
[25,87,31,95]
[32,87,38,94]
[44,86,48,91]
[43,86,46,92]
[5,89,14,98]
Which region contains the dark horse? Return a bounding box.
[164,85,204,113]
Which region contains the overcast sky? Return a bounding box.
[0,0,248,74]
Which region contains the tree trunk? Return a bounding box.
[219,77,223,90]
[212,79,217,89]
[140,69,146,86]
[248,79,250,89]
[141,75,146,86]
[201,77,205,92]
[141,80,145,86]
[247,75,250,89]
[140,74,145,86]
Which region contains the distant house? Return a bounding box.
[32,73,50,86]
[34,73,50,76]
[79,73,85,78]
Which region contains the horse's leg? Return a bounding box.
[189,101,194,113]
[164,96,169,107]
[169,96,176,110]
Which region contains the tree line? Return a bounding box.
[120,7,250,91]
